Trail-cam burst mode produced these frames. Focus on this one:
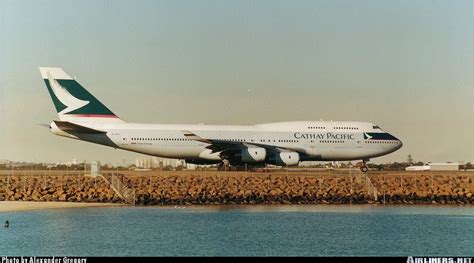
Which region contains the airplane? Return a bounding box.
[39,67,403,172]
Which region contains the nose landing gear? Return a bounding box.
[356,159,369,173]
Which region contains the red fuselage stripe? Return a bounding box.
[67,114,119,118]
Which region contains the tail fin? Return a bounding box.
[39,67,124,123]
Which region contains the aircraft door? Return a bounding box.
[117,131,130,146]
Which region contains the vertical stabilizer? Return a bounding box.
[39,67,124,123]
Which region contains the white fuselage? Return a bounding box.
[40,67,403,167]
[51,120,403,165]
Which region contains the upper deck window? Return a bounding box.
[373,125,381,129]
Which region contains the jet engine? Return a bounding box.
[269,151,300,166]
[236,147,267,163]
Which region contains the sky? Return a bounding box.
[0,0,473,165]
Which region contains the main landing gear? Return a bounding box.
[217,159,230,171]
[356,159,369,173]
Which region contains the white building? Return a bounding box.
[135,157,182,169]
[63,158,84,166]
[406,163,460,171]
[135,157,159,169]
[405,165,430,171]
[90,161,100,176]
[429,163,460,171]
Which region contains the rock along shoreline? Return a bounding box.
[1,170,473,205]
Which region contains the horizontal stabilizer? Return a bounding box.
[54,121,106,134]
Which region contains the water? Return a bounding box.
[1,205,474,256]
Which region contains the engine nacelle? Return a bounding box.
[269,152,300,166]
[237,147,267,163]
[198,149,222,161]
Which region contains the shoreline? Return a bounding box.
[1,201,474,214]
[0,201,122,213]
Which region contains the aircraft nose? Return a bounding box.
[391,134,403,150]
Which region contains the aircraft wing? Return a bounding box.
[182,130,304,153]
[182,130,241,152]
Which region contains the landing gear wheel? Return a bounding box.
[217,160,230,171]
[217,163,224,171]
[356,160,369,173]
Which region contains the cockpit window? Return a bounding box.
[373,125,381,129]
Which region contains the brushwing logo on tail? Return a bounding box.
[47,72,89,114]
[363,132,373,140]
